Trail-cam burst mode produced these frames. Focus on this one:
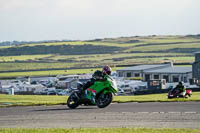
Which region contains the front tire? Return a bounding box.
[96,92,113,108]
[67,92,80,109]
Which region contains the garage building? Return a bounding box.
[117,63,192,83]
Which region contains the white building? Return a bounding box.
[117,63,192,83]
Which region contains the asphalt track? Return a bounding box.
[0,102,200,128]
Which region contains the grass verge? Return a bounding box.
[0,92,200,107]
[0,67,123,78]
[0,128,200,133]
[0,95,68,107]
[114,92,200,103]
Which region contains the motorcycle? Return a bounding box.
[168,88,192,99]
[67,75,118,109]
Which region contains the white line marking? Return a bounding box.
[168,112,181,114]
[138,112,149,114]
[184,112,196,114]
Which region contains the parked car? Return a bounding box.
[116,88,125,95]
[55,89,63,94]
[40,89,49,95]
[47,90,57,95]
[57,89,71,96]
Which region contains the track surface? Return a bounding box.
[0,102,200,128]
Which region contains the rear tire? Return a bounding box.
[67,92,79,109]
[96,92,113,108]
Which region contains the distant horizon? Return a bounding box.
[1,34,200,43]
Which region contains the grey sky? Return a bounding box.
[0,0,200,41]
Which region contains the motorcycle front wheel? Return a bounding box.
[67,92,80,109]
[96,92,113,108]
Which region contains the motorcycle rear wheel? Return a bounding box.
[67,92,79,109]
[96,92,113,108]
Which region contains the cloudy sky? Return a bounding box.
[0,0,200,41]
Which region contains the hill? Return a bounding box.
[0,35,200,76]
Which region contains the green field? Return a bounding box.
[0,128,200,133]
[0,35,199,78]
[0,55,52,62]
[0,67,124,78]
[0,53,193,71]
[0,70,86,78]
[1,92,200,107]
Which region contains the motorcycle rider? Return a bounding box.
[173,81,186,97]
[67,65,117,108]
[82,65,112,91]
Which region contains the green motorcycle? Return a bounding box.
[67,75,118,109]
